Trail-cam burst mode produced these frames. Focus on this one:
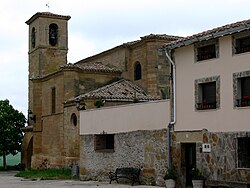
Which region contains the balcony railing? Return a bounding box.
[197,52,216,61]
[236,98,250,107]
[235,46,250,54]
[196,102,216,110]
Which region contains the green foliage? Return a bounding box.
[0,99,26,169]
[133,98,140,103]
[164,169,177,180]
[94,99,105,108]
[15,168,72,180]
[191,168,204,180]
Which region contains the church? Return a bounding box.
[22,12,250,187]
[21,12,179,169]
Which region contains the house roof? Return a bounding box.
[164,19,250,50]
[61,62,121,74]
[76,79,160,102]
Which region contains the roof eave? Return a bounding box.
[26,12,71,25]
[164,22,250,51]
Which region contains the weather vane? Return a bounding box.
[46,2,50,11]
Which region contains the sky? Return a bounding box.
[0,0,250,116]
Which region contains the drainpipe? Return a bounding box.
[164,49,176,172]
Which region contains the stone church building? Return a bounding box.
[21,12,180,169]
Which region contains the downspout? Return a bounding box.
[164,49,176,171]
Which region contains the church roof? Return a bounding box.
[77,79,160,102]
[75,34,182,64]
[140,34,183,41]
[61,62,121,74]
[26,12,71,25]
[164,19,250,50]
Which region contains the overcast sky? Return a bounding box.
[0,0,250,116]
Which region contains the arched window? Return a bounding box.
[49,23,58,46]
[71,113,77,127]
[134,62,142,80]
[31,27,36,48]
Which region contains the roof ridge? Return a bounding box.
[76,79,159,102]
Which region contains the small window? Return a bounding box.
[31,27,36,48]
[197,82,216,110]
[195,76,220,111]
[197,44,216,61]
[71,113,77,126]
[237,137,250,168]
[49,23,58,46]
[134,62,142,81]
[51,87,56,114]
[235,36,250,54]
[95,134,114,151]
[236,76,250,107]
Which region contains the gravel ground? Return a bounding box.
[0,171,163,188]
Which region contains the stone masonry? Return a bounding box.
[80,129,168,186]
[171,130,250,188]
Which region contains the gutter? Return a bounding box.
[164,49,176,172]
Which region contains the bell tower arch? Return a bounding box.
[26,12,71,78]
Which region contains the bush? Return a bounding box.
[164,169,177,180]
[191,168,204,180]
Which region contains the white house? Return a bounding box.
[164,19,250,187]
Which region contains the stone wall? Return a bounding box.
[128,41,170,99]
[171,130,250,188]
[201,131,250,186]
[80,129,168,186]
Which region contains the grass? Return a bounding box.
[15,168,72,180]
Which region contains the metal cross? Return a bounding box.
[46,2,50,11]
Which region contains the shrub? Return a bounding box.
[164,169,177,180]
[191,168,204,180]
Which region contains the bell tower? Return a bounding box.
[26,12,71,78]
[24,13,71,168]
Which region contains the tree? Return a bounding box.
[0,99,26,170]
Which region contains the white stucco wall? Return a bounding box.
[174,35,250,132]
[80,100,170,135]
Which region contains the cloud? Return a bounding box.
[0,0,250,115]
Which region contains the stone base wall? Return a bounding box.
[80,129,168,186]
[201,131,250,184]
[171,130,250,188]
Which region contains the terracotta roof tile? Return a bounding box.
[140,34,183,41]
[61,62,121,73]
[26,12,71,25]
[164,19,250,50]
[78,79,160,102]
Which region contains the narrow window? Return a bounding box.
[49,23,58,46]
[235,36,250,54]
[71,113,77,126]
[51,87,56,114]
[237,137,250,168]
[197,82,216,110]
[197,44,216,61]
[95,134,114,151]
[134,62,142,80]
[31,27,36,48]
[237,77,250,107]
